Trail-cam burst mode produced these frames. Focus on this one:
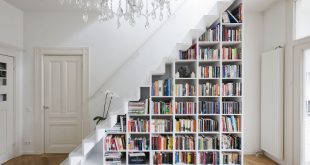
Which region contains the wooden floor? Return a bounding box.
[1,154,68,165]
[244,155,279,165]
[2,154,277,165]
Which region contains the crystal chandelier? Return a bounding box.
[59,0,172,29]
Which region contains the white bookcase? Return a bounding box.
[105,0,243,164]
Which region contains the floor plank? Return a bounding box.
[245,155,279,165]
[1,154,68,165]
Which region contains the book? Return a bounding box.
[175,83,196,96]
[150,100,172,114]
[152,78,172,96]
[128,118,150,132]
[222,82,242,96]
[153,152,173,164]
[198,82,220,96]
[128,137,149,150]
[222,152,241,164]
[199,118,219,132]
[222,101,242,114]
[222,116,241,132]
[179,44,197,60]
[199,48,220,61]
[222,134,241,150]
[175,118,196,132]
[222,64,242,78]
[151,119,173,132]
[104,135,126,151]
[199,24,220,41]
[175,152,196,164]
[175,135,195,150]
[222,27,242,42]
[198,135,219,150]
[198,65,220,78]
[200,152,219,164]
[152,135,173,150]
[128,99,149,115]
[129,152,147,164]
[104,152,123,164]
[222,47,242,60]
[175,102,196,114]
[199,101,220,114]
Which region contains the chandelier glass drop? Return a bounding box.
[59,0,172,29]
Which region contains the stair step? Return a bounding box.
[83,131,97,156]
[176,42,193,51]
[69,144,83,165]
[85,152,103,165]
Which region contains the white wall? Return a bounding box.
[243,11,264,154]
[0,0,23,48]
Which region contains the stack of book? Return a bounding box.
[222,27,242,42]
[175,152,196,165]
[175,135,195,150]
[151,119,173,132]
[175,102,196,114]
[199,48,220,61]
[222,152,241,164]
[222,101,242,114]
[128,99,149,115]
[153,152,173,164]
[198,136,219,150]
[199,118,219,132]
[222,82,242,96]
[175,118,196,132]
[222,47,241,60]
[223,64,242,78]
[222,116,241,132]
[222,134,241,150]
[199,24,220,41]
[175,83,196,96]
[199,65,220,78]
[129,152,147,164]
[105,123,123,133]
[150,101,172,114]
[104,152,122,164]
[198,82,220,96]
[152,79,172,96]
[151,135,173,150]
[128,118,150,132]
[199,101,220,114]
[179,45,197,60]
[104,135,126,151]
[128,137,149,151]
[200,152,219,164]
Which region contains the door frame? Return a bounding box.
[34,47,90,154]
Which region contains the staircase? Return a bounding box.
[61,0,234,164]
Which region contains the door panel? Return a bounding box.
[0,55,14,161]
[44,55,82,153]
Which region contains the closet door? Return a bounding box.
[0,55,14,162]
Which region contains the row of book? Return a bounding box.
[104,135,126,151]
[222,82,242,96]
[128,99,149,115]
[179,47,197,60]
[128,137,149,151]
[153,152,173,164]
[175,152,196,164]
[198,136,219,150]
[199,118,219,132]
[104,152,123,164]
[175,83,196,96]
[129,152,147,164]
[200,152,219,164]
[223,101,242,114]
[175,135,195,150]
[223,27,242,42]
[222,134,241,150]
[199,101,220,114]
[175,118,196,132]
[222,47,242,60]
[222,116,241,132]
[150,101,172,114]
[128,118,150,132]
[151,135,173,150]
[151,78,172,96]
[175,102,197,114]
[198,82,220,96]
[105,119,126,133]
[199,65,221,78]
[199,48,220,61]
[223,3,243,23]
[199,24,220,42]
[223,152,241,164]
[151,119,173,132]
[223,64,242,78]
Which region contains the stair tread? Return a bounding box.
[60,158,69,165]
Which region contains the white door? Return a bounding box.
[44,55,83,153]
[0,55,14,162]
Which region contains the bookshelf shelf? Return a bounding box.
[104,1,243,164]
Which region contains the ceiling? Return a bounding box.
[5,0,282,12]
